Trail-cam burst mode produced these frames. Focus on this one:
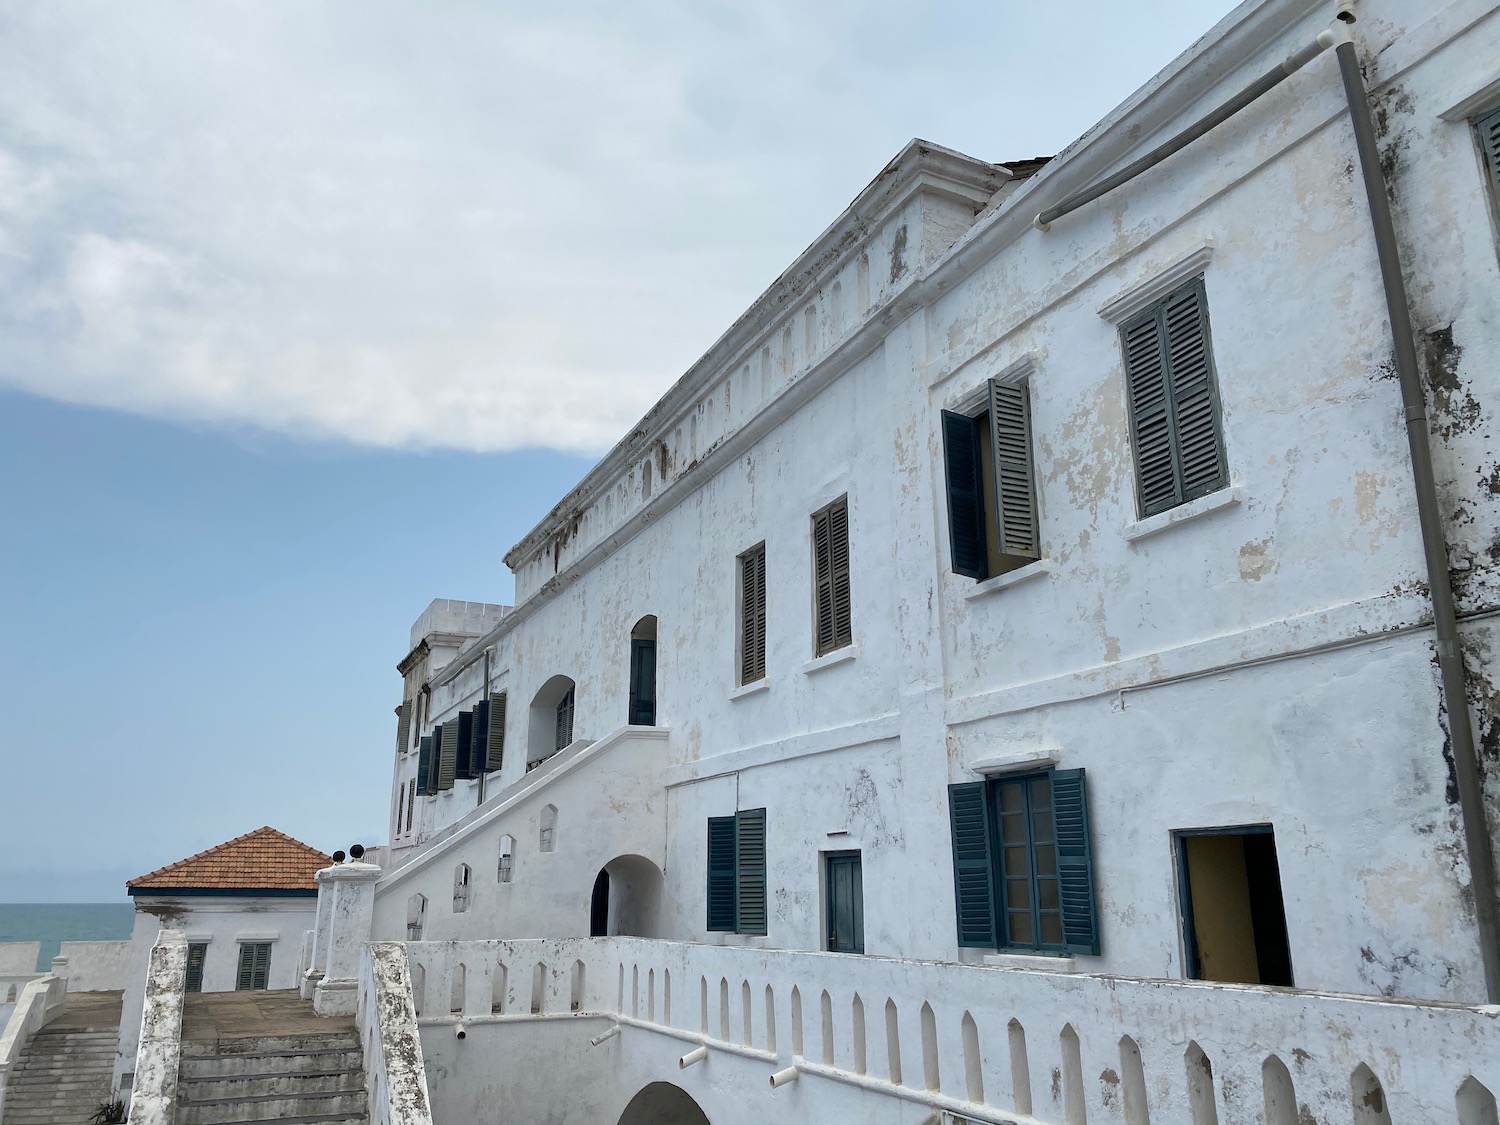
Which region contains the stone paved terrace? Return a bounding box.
[181,990,355,1042]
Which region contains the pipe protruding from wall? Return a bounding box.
[453,1022,466,1040]
[1335,0,1356,22]
[768,1066,800,1089]
[679,1045,708,1069]
[589,1025,620,1047]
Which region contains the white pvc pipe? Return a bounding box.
[769,1066,800,1089]
[589,1025,619,1047]
[679,1045,708,1069]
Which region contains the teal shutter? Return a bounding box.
[739,545,767,683]
[706,816,737,931]
[454,711,475,780]
[486,692,507,772]
[948,782,998,948]
[989,380,1039,559]
[416,735,432,796]
[941,410,987,579]
[471,699,489,775]
[1477,106,1500,208]
[395,701,411,756]
[1052,768,1100,956]
[735,808,768,936]
[629,640,656,726]
[185,943,206,993]
[437,721,458,790]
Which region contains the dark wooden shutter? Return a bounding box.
[1122,307,1178,516]
[185,943,206,993]
[555,687,574,752]
[1052,768,1100,956]
[739,545,767,683]
[706,816,738,931]
[1162,279,1226,504]
[395,701,411,755]
[941,410,987,579]
[454,711,475,780]
[471,699,489,776]
[405,779,416,832]
[948,782,999,948]
[416,735,432,796]
[236,943,269,990]
[236,944,253,990]
[395,783,405,837]
[437,721,458,790]
[813,500,852,656]
[1477,106,1500,205]
[486,692,507,772]
[735,808,768,936]
[253,943,270,989]
[989,380,1039,559]
[630,639,657,726]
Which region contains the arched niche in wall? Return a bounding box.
[406,893,427,941]
[590,854,664,938]
[540,805,558,853]
[527,674,576,770]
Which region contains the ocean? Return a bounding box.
[0,903,135,971]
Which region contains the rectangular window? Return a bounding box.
[405,779,416,834]
[416,735,433,797]
[185,942,207,993]
[1121,275,1228,517]
[437,721,458,791]
[395,700,411,756]
[454,710,475,781]
[811,497,853,656]
[1174,825,1293,986]
[738,543,767,684]
[706,808,768,935]
[235,942,271,991]
[395,783,406,839]
[941,378,1038,580]
[947,769,1098,955]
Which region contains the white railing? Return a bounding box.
[128,931,187,1125]
[399,936,1500,1125]
[358,943,434,1125]
[0,972,68,1121]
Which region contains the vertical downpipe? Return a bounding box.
[1333,17,1500,1001]
[477,649,491,807]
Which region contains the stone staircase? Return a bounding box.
[175,992,366,1125]
[1,1024,117,1125]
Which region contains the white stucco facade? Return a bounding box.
[361,0,1500,1122]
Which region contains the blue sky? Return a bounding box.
[0,0,1237,900]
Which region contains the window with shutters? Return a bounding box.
[478,691,506,774]
[555,689,574,753]
[416,735,433,797]
[629,616,658,726]
[185,942,207,993]
[436,721,459,792]
[453,863,472,913]
[737,543,767,684]
[941,378,1039,581]
[947,769,1099,955]
[395,700,411,757]
[395,783,406,840]
[706,808,768,935]
[498,834,515,883]
[1475,106,1500,220]
[810,497,853,656]
[235,942,271,990]
[454,711,475,781]
[1120,275,1228,518]
[527,676,575,771]
[405,779,416,834]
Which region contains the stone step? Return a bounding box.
[176,1090,367,1125]
[187,1116,367,1125]
[15,1051,116,1066]
[180,1070,365,1101]
[181,1035,360,1057]
[179,1047,362,1077]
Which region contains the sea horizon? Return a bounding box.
[0,902,135,971]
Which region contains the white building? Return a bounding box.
[108,1,1500,1124]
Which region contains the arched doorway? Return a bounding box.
[629,616,658,726]
[528,674,577,770]
[616,1082,709,1125]
[590,855,664,937]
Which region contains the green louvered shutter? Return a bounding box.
[1162,279,1227,504]
[454,711,475,780]
[812,503,851,656]
[416,735,432,796]
[555,687,574,752]
[948,782,998,948]
[437,721,458,791]
[739,545,767,684]
[735,808,768,936]
[629,641,656,726]
[486,691,507,772]
[706,816,737,931]
[989,380,1039,559]
[1122,305,1179,516]
[471,699,489,776]
[1477,106,1500,205]
[941,410,987,579]
[1052,768,1100,956]
[395,701,411,756]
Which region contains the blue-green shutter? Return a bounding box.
[437,721,458,790]
[416,735,432,796]
[989,379,1039,559]
[941,410,987,579]
[629,639,656,726]
[948,782,998,948]
[454,711,475,780]
[471,699,489,775]
[706,816,737,932]
[1052,768,1100,956]
[1477,107,1500,209]
[736,808,768,936]
[485,691,507,772]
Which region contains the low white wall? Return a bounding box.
[0,945,39,976]
[58,941,132,992]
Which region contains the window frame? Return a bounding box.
[736,542,768,685]
[706,807,768,936]
[940,375,1039,581]
[235,942,271,991]
[991,771,1068,954]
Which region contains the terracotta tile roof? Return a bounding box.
[127,827,332,893]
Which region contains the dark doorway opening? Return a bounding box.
[590,868,610,937]
[630,616,658,726]
[1175,825,1293,986]
[825,850,865,954]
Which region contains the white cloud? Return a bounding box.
[0,0,1235,453]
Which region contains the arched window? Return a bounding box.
[498,834,515,883]
[629,616,658,726]
[406,893,427,941]
[527,675,577,770]
[540,804,558,852]
[453,863,471,913]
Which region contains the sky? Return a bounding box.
[0,0,1239,901]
